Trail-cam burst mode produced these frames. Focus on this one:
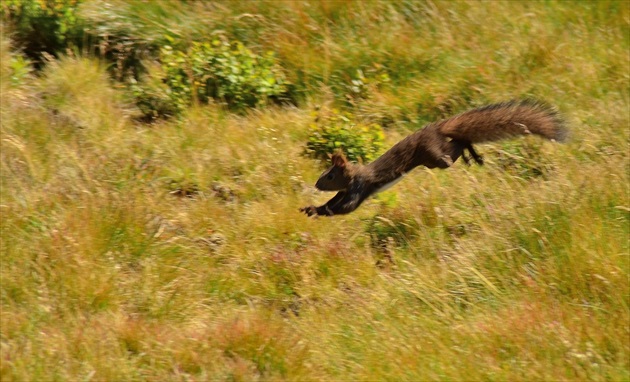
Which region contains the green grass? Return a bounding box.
[1,1,629,381]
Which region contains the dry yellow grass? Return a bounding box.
[1,1,629,381]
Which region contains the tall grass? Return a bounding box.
[1,1,629,381]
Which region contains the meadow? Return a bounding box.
[1,1,629,380]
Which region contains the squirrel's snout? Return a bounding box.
[314,180,330,191]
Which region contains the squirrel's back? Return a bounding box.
[436,100,567,143]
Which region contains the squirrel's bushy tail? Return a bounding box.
[437,100,568,143]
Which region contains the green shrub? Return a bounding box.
[130,38,290,119]
[159,39,289,112]
[7,53,31,85]
[1,38,32,87]
[1,0,84,65]
[305,109,384,163]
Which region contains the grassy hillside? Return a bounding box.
[1,1,629,381]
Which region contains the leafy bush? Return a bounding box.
[305,109,384,163]
[1,36,32,87]
[160,39,289,112]
[1,0,84,65]
[7,53,31,85]
[130,38,290,118]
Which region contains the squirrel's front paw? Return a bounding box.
[300,205,318,217]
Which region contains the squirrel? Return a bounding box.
[300,100,567,217]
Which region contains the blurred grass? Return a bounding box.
[2,1,629,381]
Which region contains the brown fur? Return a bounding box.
[437,100,567,143]
[301,100,567,216]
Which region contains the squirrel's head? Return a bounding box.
[315,152,352,191]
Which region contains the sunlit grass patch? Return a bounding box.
[1,1,628,380]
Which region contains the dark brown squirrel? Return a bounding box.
[301,100,567,217]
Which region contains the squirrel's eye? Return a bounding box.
[327,173,334,180]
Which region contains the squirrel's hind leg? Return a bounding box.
[443,140,483,167]
[441,139,466,167]
[465,143,484,165]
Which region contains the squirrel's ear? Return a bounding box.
[331,152,348,168]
